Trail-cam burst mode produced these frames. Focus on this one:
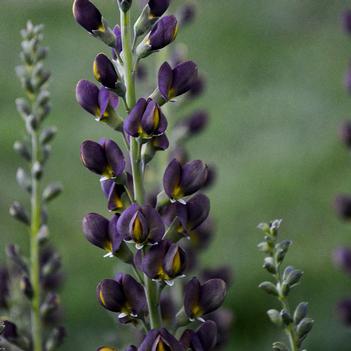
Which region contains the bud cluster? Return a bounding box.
[0,22,65,351]
[73,0,232,349]
[258,220,313,351]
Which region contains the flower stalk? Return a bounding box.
[258,220,313,351]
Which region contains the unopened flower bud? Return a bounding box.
[20,275,34,299]
[45,326,66,351]
[39,126,57,144]
[118,0,132,12]
[9,201,30,225]
[43,182,63,202]
[14,141,31,162]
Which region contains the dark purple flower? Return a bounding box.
[76,80,119,121]
[148,0,170,17]
[334,194,351,220]
[188,75,205,99]
[117,204,165,248]
[177,110,208,137]
[339,120,351,148]
[163,159,208,202]
[180,321,217,351]
[146,16,178,52]
[201,266,233,287]
[0,266,9,308]
[138,328,184,351]
[80,139,125,178]
[97,273,147,318]
[82,213,123,257]
[188,218,214,251]
[179,3,196,26]
[101,179,131,212]
[342,10,351,34]
[333,247,351,275]
[158,61,198,100]
[150,134,169,151]
[162,193,210,239]
[135,240,186,284]
[184,277,227,320]
[203,165,216,189]
[73,0,103,33]
[93,53,119,89]
[160,294,176,325]
[124,98,167,139]
[206,309,234,348]
[337,298,351,325]
[1,320,18,341]
[112,25,123,56]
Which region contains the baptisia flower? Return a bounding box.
[76,80,122,129]
[124,98,167,140]
[82,213,132,262]
[158,61,198,101]
[163,159,208,203]
[97,273,147,319]
[136,16,178,59]
[80,139,125,179]
[135,240,187,285]
[180,321,217,351]
[138,328,184,351]
[73,0,103,33]
[184,277,227,321]
[117,204,165,249]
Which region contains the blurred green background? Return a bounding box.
[1,0,351,349]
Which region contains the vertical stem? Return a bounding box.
[275,269,299,351]
[120,8,144,205]
[30,130,42,351]
[120,4,161,329]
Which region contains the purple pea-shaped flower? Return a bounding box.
[97,273,147,319]
[80,139,125,179]
[138,328,184,351]
[184,277,227,321]
[158,61,198,101]
[177,110,209,138]
[333,247,351,276]
[117,204,165,249]
[73,0,103,33]
[163,159,208,202]
[135,240,187,285]
[124,98,167,139]
[0,266,9,308]
[180,320,217,351]
[137,16,178,58]
[82,213,125,258]
[93,53,119,89]
[148,0,170,18]
[337,298,351,325]
[76,80,119,121]
[101,178,132,213]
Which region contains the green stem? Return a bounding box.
[30,130,42,351]
[144,273,161,329]
[120,5,161,330]
[275,268,299,351]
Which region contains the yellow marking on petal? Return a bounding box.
[172,24,179,40]
[192,304,203,318]
[98,23,106,32]
[96,107,101,117]
[168,88,176,99]
[114,196,123,210]
[152,106,160,129]
[99,289,106,306]
[98,347,117,351]
[172,249,181,274]
[156,339,166,351]
[104,241,113,252]
[132,215,143,242]
[172,185,183,199]
[102,165,113,178]
[93,61,101,81]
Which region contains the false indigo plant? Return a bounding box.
[332,9,351,326]
[0,22,65,351]
[73,0,233,349]
[258,220,313,351]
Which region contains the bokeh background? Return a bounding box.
[1,0,351,349]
